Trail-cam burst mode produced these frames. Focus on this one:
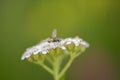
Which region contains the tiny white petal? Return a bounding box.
[21,52,31,60]
[60,40,65,45]
[25,54,31,58]
[50,42,57,49]
[66,41,72,45]
[33,49,41,54]
[42,51,48,54]
[74,42,79,46]
[81,41,89,47]
[21,56,25,60]
[33,52,38,55]
[61,46,66,50]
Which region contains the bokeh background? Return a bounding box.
[0,0,120,80]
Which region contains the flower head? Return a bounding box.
[21,29,89,60]
[21,29,90,80]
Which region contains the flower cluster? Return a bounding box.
[21,29,89,80]
[21,37,89,60]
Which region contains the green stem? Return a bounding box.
[73,52,81,59]
[59,57,74,78]
[53,57,60,80]
[37,61,54,75]
[60,73,66,80]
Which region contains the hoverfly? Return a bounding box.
[48,29,61,43]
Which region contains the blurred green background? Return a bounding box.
[0,0,120,80]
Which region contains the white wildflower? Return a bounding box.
[21,29,89,60]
